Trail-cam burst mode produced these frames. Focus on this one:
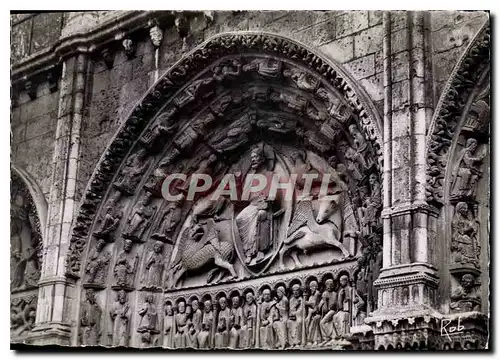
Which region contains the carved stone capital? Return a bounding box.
[381,202,440,219]
[371,263,439,315]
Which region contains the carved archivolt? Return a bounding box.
[446,75,489,315]
[68,32,384,349]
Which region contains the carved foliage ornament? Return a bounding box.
[66,32,383,279]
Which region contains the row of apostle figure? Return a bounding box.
[163,275,367,349]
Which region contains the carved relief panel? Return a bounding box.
[11,294,37,341]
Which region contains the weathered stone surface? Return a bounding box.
[354,25,383,58]
[391,51,410,83]
[345,54,375,80]
[336,11,369,38]
[360,73,383,102]
[319,36,354,64]
[11,18,32,62]
[9,10,491,351]
[30,13,63,54]
[368,11,383,27]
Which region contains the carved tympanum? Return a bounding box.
[68,32,387,350]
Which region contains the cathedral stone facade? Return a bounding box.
[10,11,490,350]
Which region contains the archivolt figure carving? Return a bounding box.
[142,241,165,289]
[451,202,480,268]
[173,300,190,348]
[305,280,322,345]
[110,290,130,347]
[85,239,111,286]
[287,284,304,347]
[80,289,102,346]
[450,274,481,313]
[64,31,389,350]
[450,138,486,201]
[113,148,151,196]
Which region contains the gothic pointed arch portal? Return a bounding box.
[68,32,384,348]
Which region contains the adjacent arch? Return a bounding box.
[11,164,47,235]
[425,22,490,329]
[10,165,46,341]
